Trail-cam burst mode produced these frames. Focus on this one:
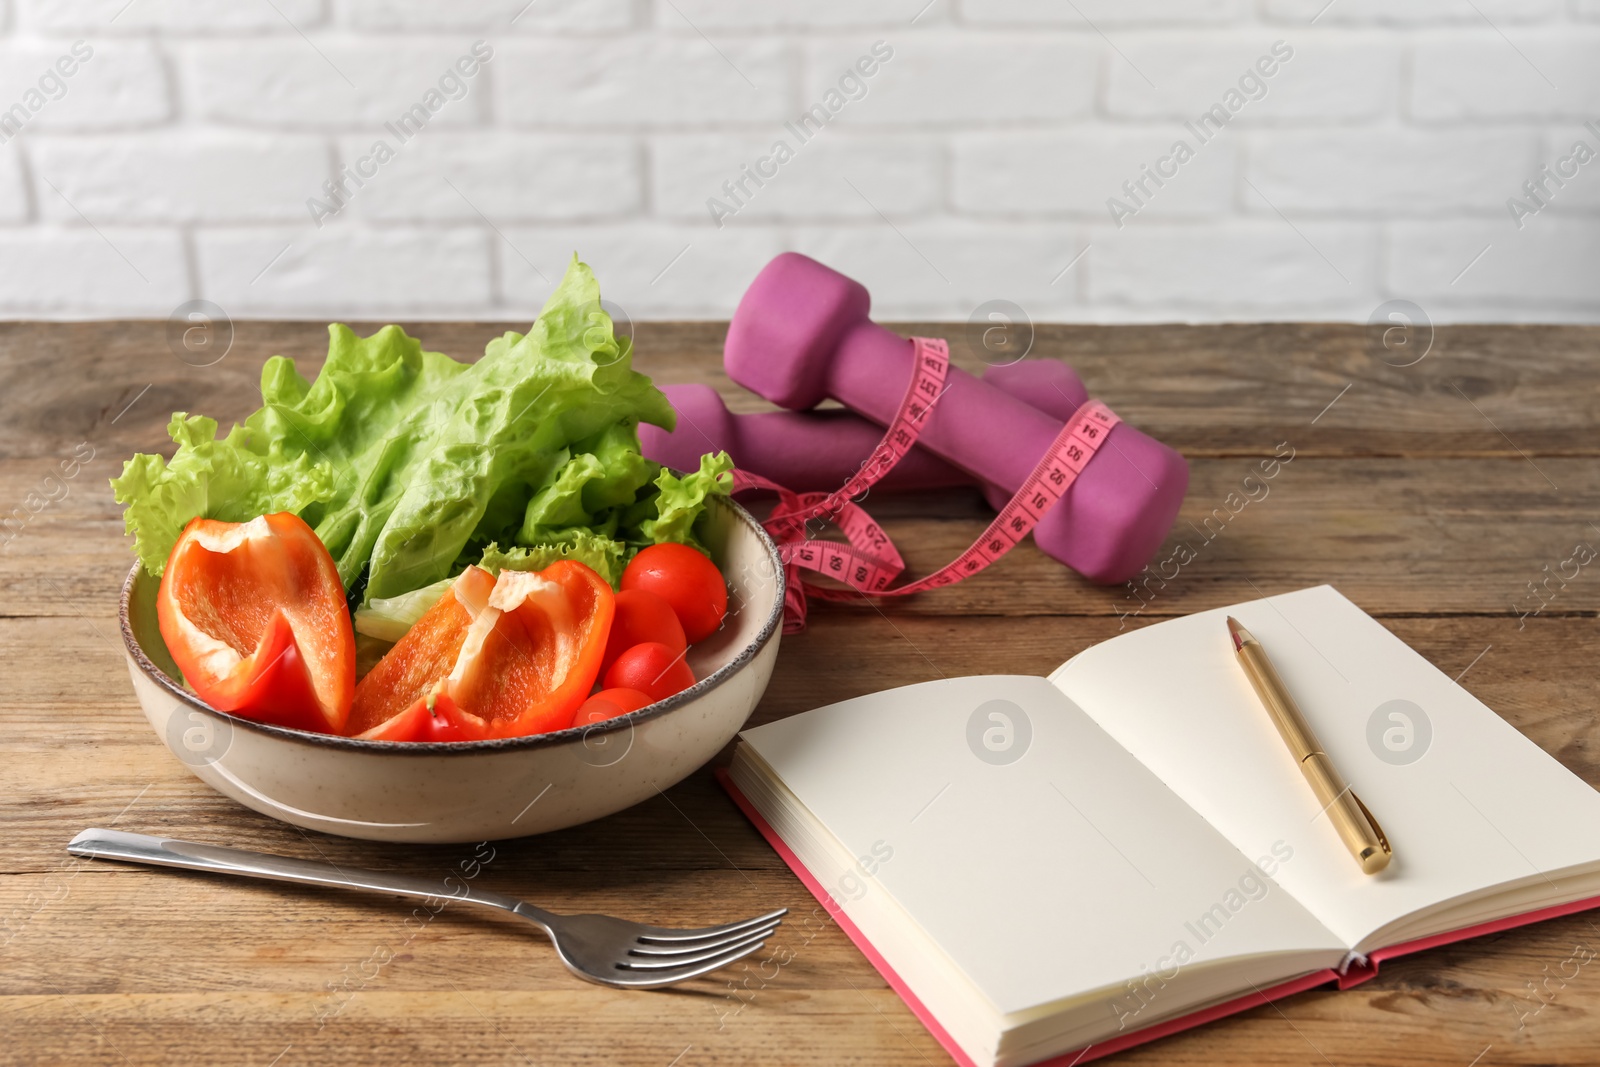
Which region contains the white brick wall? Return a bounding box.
[0,2,1596,323]
[33,133,329,223]
[0,149,27,224]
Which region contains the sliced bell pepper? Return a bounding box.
[443,561,615,739]
[348,565,495,740]
[350,561,613,742]
[156,512,355,735]
[353,695,489,743]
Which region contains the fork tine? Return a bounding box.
[624,928,771,968]
[635,907,788,944]
[627,918,783,957]
[609,938,769,988]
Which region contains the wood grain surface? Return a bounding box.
[2,320,1598,1067]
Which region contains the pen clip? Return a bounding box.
[1350,790,1392,869]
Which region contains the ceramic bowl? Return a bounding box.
[119,496,784,843]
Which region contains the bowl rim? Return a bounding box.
[120,493,786,756]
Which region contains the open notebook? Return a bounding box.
[723,586,1600,1067]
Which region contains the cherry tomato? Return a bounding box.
[599,589,686,679]
[603,641,695,703]
[573,687,654,726]
[621,543,728,643]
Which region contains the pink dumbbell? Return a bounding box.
[722,252,1189,584]
[639,359,1088,512]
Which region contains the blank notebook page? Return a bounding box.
[1053,585,1600,950]
[738,673,1345,1018]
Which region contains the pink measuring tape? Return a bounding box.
[733,337,1121,632]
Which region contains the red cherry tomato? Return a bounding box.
[603,641,695,703]
[599,589,686,679]
[574,687,654,726]
[621,543,728,643]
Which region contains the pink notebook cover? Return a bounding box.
[717,768,1600,1066]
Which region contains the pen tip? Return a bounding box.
[1226,616,1246,650]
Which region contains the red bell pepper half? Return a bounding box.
[351,561,615,743]
[156,513,355,735]
[348,565,496,742]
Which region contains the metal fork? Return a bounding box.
[68,828,784,989]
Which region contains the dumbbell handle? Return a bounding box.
[831,324,1066,493]
[644,360,1086,500]
[662,399,962,491]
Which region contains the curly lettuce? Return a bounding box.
[111,255,727,606]
[632,452,735,549]
[112,413,338,576]
[479,536,628,588]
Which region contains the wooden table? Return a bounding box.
[3,320,1598,1066]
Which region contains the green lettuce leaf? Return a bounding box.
[359,274,671,600]
[111,256,677,602]
[515,421,659,545]
[111,413,338,576]
[629,451,734,549]
[478,536,627,588]
[352,575,454,643]
[248,321,474,595]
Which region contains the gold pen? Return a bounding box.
[1227,616,1392,875]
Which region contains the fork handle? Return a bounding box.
[68,828,530,917]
